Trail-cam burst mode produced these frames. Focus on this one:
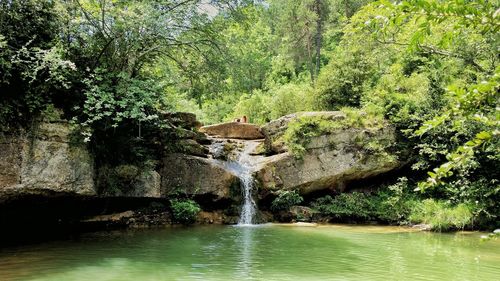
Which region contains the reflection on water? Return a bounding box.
[238,226,253,279]
[0,224,499,281]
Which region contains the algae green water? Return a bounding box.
[0,224,499,281]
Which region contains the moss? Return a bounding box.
[114,165,140,181]
[283,116,338,157]
[223,142,237,153]
[253,142,267,155]
[229,178,242,199]
[283,108,386,158]
[350,133,398,164]
[340,107,385,130]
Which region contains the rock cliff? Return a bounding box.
[0,121,95,202]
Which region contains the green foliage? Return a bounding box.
[75,69,164,141]
[267,83,317,120]
[312,192,376,221]
[283,115,340,157]
[268,0,330,81]
[228,91,272,124]
[283,108,385,157]
[271,190,304,211]
[310,178,478,231]
[0,0,73,130]
[375,178,418,223]
[316,48,376,108]
[310,0,498,229]
[229,82,316,124]
[409,199,474,231]
[170,199,201,225]
[415,70,499,191]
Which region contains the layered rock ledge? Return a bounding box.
[199,122,264,140]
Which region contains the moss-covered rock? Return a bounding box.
[255,111,403,195]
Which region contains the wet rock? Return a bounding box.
[161,153,240,201]
[197,211,239,224]
[412,224,432,231]
[83,210,136,223]
[176,139,209,157]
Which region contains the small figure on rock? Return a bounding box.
[233,115,248,123]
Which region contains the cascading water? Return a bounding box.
[235,142,260,225]
[207,139,261,225]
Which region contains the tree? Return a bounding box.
[268,0,330,82]
[0,0,74,130]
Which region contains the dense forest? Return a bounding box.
[0,0,498,230]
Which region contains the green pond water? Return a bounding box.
[0,224,499,281]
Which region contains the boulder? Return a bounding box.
[275,206,317,222]
[0,122,96,202]
[175,139,209,157]
[199,122,264,140]
[255,114,402,194]
[160,153,240,201]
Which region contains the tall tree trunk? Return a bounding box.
[307,38,315,82]
[314,0,323,80]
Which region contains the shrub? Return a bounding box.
[267,82,315,120]
[409,199,474,231]
[311,192,376,221]
[375,177,418,224]
[170,199,201,225]
[271,190,304,211]
[229,91,272,124]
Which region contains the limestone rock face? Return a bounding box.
[0,122,96,202]
[255,113,402,195]
[160,153,240,200]
[199,122,264,140]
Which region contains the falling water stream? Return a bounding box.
[234,142,260,225]
[207,139,262,225]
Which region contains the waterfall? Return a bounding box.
[207,139,261,225]
[236,142,259,225]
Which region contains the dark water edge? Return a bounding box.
[0,194,497,248]
[0,196,174,247]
